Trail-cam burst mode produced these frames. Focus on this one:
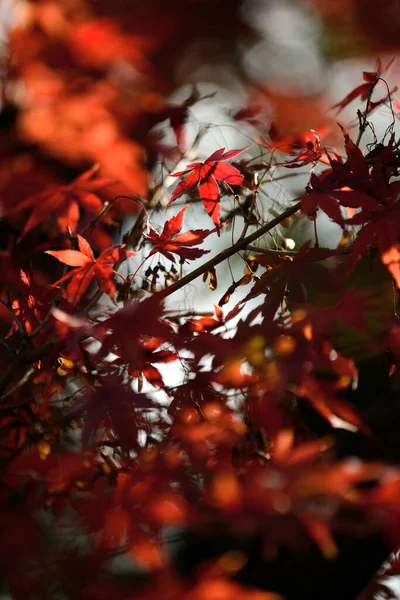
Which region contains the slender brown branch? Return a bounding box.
[0,354,26,397]
[1,294,25,336]
[355,79,378,147]
[0,367,36,401]
[78,199,114,236]
[0,341,55,397]
[246,245,298,256]
[158,200,302,300]
[240,164,270,239]
[246,244,352,257]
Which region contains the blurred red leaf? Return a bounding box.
[68,18,152,71]
[10,165,118,240]
[65,374,151,449]
[128,336,178,388]
[332,57,396,112]
[148,86,210,149]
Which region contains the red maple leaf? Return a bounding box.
[296,172,378,227]
[11,165,118,240]
[46,235,136,303]
[151,86,214,149]
[94,295,173,368]
[143,206,213,262]
[128,337,178,388]
[6,269,57,346]
[292,127,386,225]
[170,147,250,225]
[262,124,328,169]
[332,57,396,112]
[330,130,400,285]
[93,296,177,385]
[65,375,151,449]
[232,104,263,127]
[246,242,340,318]
[348,198,400,286]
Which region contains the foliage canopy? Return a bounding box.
[2,1,400,599]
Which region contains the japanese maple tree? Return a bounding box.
[2,2,400,600]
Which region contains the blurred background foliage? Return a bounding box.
[2,0,399,212]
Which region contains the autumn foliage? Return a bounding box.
[3,1,400,599]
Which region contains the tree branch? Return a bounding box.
[158,200,302,300]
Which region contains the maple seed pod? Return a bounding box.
[56,354,76,376]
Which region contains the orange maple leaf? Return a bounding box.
[46,235,135,303]
[12,165,118,241]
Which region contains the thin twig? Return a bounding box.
[28,297,61,340]
[78,200,115,236]
[355,80,378,147]
[240,164,270,239]
[158,200,303,301]
[0,367,36,401]
[246,244,352,257]
[1,294,25,336]
[246,245,298,257]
